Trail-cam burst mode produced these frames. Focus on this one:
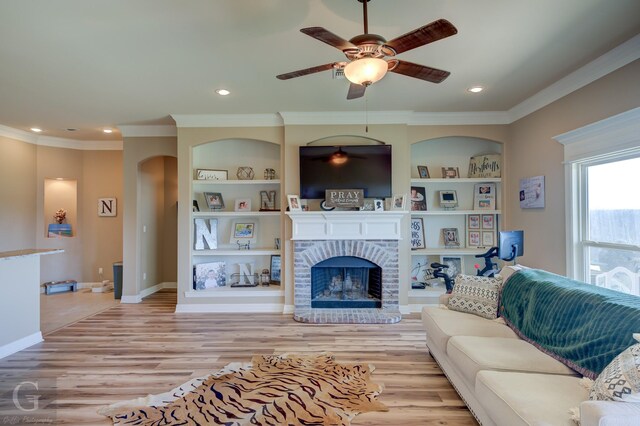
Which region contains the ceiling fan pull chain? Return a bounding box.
[365,92,369,133]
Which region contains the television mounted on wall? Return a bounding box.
[299,145,392,199]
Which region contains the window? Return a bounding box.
[555,108,640,296]
[577,155,640,295]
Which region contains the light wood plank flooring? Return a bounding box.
[1,290,477,425]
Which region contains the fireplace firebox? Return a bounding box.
[311,256,382,309]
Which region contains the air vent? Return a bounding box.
[332,68,345,79]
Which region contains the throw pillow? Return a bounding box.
[590,334,640,402]
[448,274,503,319]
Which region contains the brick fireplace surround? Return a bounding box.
[287,212,406,324]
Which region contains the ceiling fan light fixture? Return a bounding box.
[344,57,388,86]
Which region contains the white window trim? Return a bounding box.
[553,107,640,280]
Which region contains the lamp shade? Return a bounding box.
[344,57,388,86]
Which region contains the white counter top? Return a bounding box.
[0,249,64,261]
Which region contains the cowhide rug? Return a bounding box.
[98,353,388,425]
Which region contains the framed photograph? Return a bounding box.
[467,214,480,230]
[391,194,406,210]
[270,255,281,284]
[196,169,228,181]
[232,222,255,239]
[442,228,460,248]
[287,194,302,211]
[482,231,495,247]
[440,255,464,279]
[417,165,430,179]
[203,192,224,210]
[442,167,460,179]
[234,198,252,212]
[410,217,426,250]
[473,183,496,210]
[482,214,494,229]
[194,261,226,290]
[468,231,481,247]
[410,186,427,211]
[374,199,384,211]
[438,190,458,209]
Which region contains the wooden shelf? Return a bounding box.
[411,178,501,184]
[193,179,280,185]
[193,249,280,256]
[410,210,501,216]
[193,211,281,217]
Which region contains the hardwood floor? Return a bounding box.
[0,290,478,425]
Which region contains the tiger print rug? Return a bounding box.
[99,352,388,425]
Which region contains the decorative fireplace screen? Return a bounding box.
[310,256,382,308]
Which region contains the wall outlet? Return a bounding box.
[143,272,147,280]
[98,267,103,275]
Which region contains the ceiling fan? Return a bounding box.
[276,0,458,100]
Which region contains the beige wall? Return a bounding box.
[163,156,178,282]
[506,59,640,274]
[0,137,36,252]
[81,150,123,281]
[122,137,177,297]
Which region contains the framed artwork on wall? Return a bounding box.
[410,217,426,250]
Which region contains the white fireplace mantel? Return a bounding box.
[286,211,407,241]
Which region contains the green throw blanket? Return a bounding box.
[501,269,640,379]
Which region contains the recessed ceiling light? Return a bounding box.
[30,127,42,133]
[215,89,230,96]
[103,129,113,134]
[467,86,484,93]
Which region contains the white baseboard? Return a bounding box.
[282,304,295,314]
[400,305,411,315]
[175,303,285,313]
[121,282,177,304]
[0,332,43,359]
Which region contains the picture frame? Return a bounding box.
[374,199,384,211]
[193,261,226,290]
[232,222,255,239]
[192,200,200,212]
[438,190,458,209]
[519,175,545,209]
[98,198,117,217]
[482,214,495,229]
[270,255,281,284]
[473,183,496,210]
[203,192,224,210]
[410,186,427,211]
[196,169,228,181]
[482,231,495,247]
[442,228,460,248]
[287,194,302,211]
[410,217,426,250]
[440,255,464,279]
[391,194,406,210]
[442,167,460,179]
[468,230,481,247]
[417,165,430,179]
[234,198,252,212]
[467,214,480,230]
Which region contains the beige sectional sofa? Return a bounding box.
[421,266,640,426]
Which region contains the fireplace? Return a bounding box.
[288,211,405,324]
[311,256,382,309]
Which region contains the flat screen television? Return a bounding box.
[299,145,392,199]
[498,230,524,261]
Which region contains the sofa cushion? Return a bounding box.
[422,306,518,354]
[476,371,588,426]
[447,336,579,389]
[590,336,640,402]
[448,274,503,319]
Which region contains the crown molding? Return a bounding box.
[509,34,640,123]
[118,125,177,137]
[0,125,122,150]
[279,111,413,126]
[553,107,640,162]
[171,114,283,128]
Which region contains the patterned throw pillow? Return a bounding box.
[590,334,640,402]
[448,274,503,319]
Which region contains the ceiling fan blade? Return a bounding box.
[300,27,358,52]
[389,60,450,83]
[384,19,457,55]
[347,83,366,100]
[276,63,336,80]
